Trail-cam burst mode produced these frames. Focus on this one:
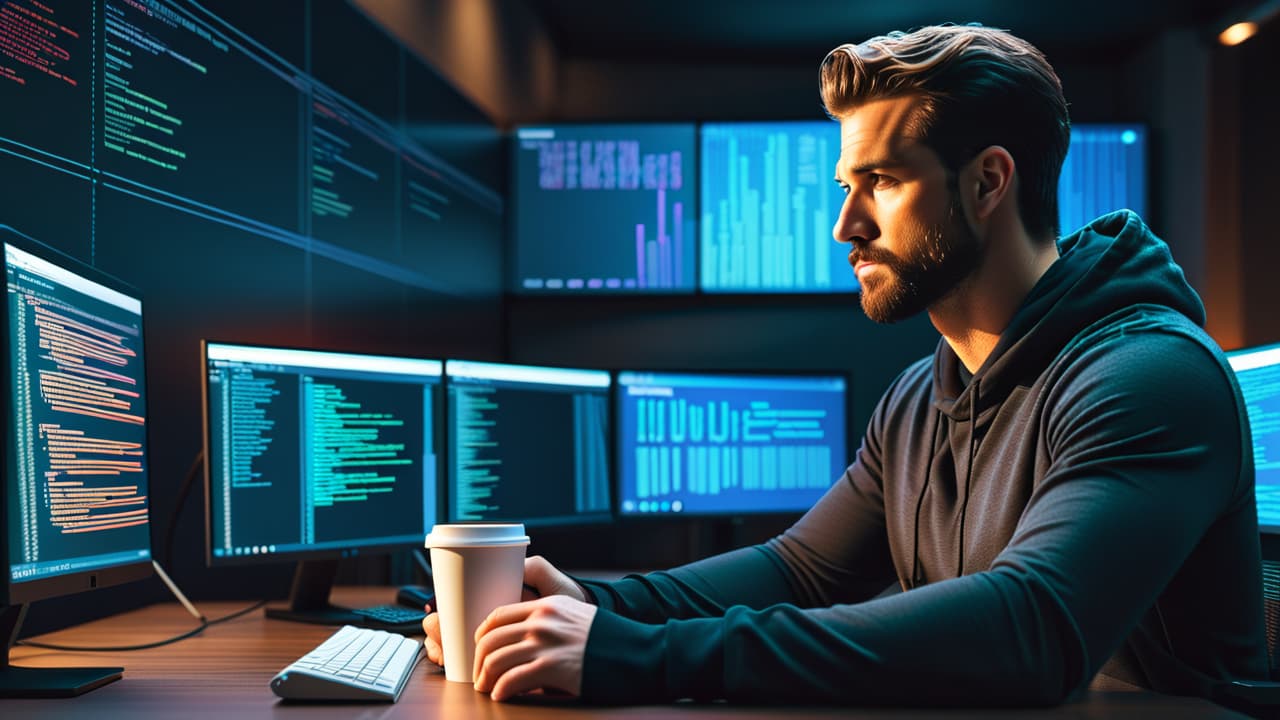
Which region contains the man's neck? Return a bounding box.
[929,234,1059,374]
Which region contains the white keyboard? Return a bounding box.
[270,625,425,702]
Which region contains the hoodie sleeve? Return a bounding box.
[573,362,913,623]
[579,332,1249,705]
[574,451,899,623]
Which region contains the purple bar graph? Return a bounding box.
[633,192,682,289]
[515,125,695,292]
[674,202,683,287]
[636,224,646,288]
[658,188,670,287]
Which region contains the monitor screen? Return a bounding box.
[617,371,848,516]
[202,343,442,565]
[445,361,612,526]
[699,121,857,294]
[0,0,503,353]
[1058,124,1147,235]
[511,124,697,294]
[1226,343,1280,533]
[3,227,152,605]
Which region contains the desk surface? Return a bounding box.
[6,587,1249,719]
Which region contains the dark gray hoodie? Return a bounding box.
[578,210,1268,705]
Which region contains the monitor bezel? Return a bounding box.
[442,358,616,528]
[1226,341,1280,535]
[199,339,446,568]
[0,226,154,606]
[612,366,852,519]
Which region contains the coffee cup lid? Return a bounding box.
[425,523,530,548]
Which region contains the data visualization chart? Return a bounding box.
[700,121,857,294]
[617,371,848,516]
[1058,124,1146,235]
[512,124,697,294]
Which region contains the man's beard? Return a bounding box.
[851,197,981,324]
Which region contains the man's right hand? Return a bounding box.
[422,554,589,667]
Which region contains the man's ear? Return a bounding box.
[962,146,1016,222]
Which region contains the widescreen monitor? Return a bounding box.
[202,342,442,625]
[700,121,858,294]
[617,371,848,516]
[511,124,697,294]
[1,226,152,696]
[445,361,612,526]
[1059,124,1147,235]
[1226,343,1280,533]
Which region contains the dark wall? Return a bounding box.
[1237,24,1280,347]
[1,0,504,634]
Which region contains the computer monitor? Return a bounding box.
[699,121,858,294]
[616,370,848,516]
[510,123,698,294]
[1058,124,1147,235]
[201,342,442,625]
[445,361,612,526]
[1,226,152,697]
[1226,343,1280,534]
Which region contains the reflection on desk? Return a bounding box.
[7,586,1250,719]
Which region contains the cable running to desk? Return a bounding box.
[16,599,269,652]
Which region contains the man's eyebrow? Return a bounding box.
[847,155,909,175]
[833,156,908,184]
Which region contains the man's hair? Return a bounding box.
[820,24,1070,240]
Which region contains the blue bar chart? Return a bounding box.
[617,372,847,516]
[1058,124,1146,235]
[700,122,858,293]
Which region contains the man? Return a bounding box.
[424,24,1268,705]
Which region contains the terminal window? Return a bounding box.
[446,361,611,526]
[1227,344,1280,532]
[204,344,440,561]
[5,238,151,584]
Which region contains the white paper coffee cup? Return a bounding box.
[425,523,530,683]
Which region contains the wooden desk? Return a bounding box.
[5,587,1249,718]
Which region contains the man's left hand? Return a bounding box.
[472,594,598,702]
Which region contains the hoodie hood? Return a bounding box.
[931,210,1206,420]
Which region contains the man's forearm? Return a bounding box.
[571,545,800,621]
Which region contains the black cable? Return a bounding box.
[16,599,268,652]
[205,599,269,627]
[20,622,209,652]
[410,547,433,585]
[163,449,205,569]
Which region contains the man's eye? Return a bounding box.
[835,181,850,195]
[870,173,897,190]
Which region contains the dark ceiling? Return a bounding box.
[522,0,1258,65]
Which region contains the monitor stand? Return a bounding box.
[0,604,122,698]
[264,559,365,626]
